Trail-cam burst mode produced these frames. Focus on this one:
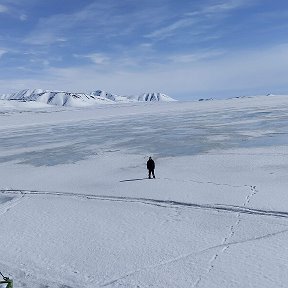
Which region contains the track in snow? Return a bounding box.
[193,185,259,287]
[1,186,288,220]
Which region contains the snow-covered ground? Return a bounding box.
[0,95,288,288]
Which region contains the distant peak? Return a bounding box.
[138,93,176,102]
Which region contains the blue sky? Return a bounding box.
[0,0,288,100]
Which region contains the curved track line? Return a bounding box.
[0,188,287,220]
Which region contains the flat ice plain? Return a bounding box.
[0,95,288,287]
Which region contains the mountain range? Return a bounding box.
[0,89,176,107]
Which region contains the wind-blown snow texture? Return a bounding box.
[0,89,176,107]
[0,94,288,288]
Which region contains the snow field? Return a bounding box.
[0,95,288,287]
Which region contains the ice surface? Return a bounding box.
[0,95,288,288]
[0,97,287,167]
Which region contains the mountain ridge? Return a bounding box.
[0,89,176,107]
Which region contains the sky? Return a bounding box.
[0,0,288,100]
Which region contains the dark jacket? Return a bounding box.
[147,159,155,170]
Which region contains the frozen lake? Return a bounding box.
[0,97,288,166]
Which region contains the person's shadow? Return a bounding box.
[119,178,147,182]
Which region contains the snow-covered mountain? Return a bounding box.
[0,89,176,107]
[135,92,176,102]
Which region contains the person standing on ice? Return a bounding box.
[147,157,155,179]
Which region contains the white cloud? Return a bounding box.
[0,4,8,13]
[168,50,226,63]
[1,43,288,99]
[0,3,29,21]
[80,53,110,65]
[20,13,27,21]
[139,43,153,49]
[24,32,67,45]
[163,43,288,95]
[23,13,78,45]
[0,49,7,58]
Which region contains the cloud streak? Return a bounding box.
[168,50,226,63]
[23,1,168,46]
[146,0,253,42]
[146,18,197,40]
[201,0,249,13]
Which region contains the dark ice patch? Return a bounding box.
[0,195,14,204]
